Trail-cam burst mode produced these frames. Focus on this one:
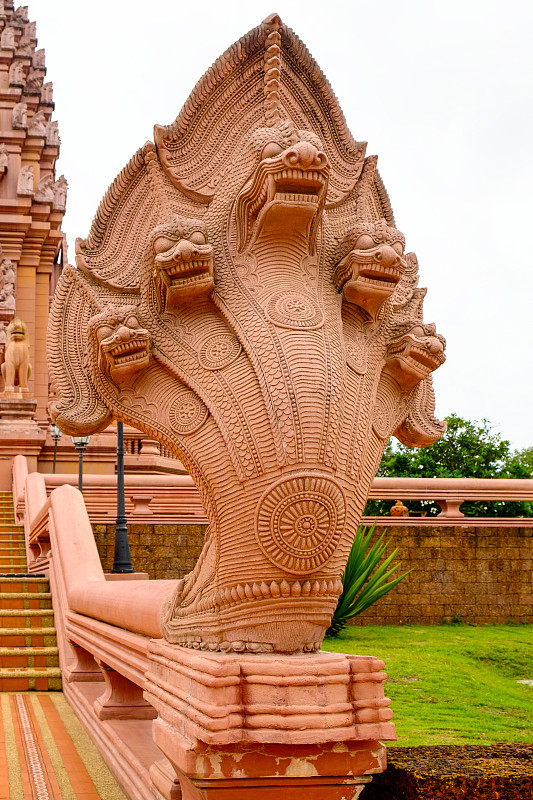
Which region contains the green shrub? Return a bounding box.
[326,522,411,637]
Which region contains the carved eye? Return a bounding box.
[392,241,404,255]
[189,231,206,245]
[261,142,283,159]
[153,236,176,254]
[355,234,375,250]
[97,325,113,341]
[125,316,139,330]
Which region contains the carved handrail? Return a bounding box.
[12,453,28,524]
[19,464,395,800]
[13,456,533,530]
[370,476,533,501]
[368,476,533,522]
[26,495,52,572]
[43,471,207,523]
[45,472,533,524]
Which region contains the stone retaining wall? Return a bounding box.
[353,524,532,625]
[92,523,206,580]
[92,523,532,624]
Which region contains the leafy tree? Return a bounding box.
[364,414,533,517]
[512,446,533,475]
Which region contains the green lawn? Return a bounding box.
[322,624,533,746]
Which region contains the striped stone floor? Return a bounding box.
[0,692,126,799]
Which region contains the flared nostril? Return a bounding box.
[176,240,194,261]
[374,245,400,267]
[282,140,325,169]
[427,337,444,354]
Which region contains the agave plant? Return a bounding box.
[326,523,412,636]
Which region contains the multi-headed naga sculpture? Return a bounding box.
[48,15,445,654]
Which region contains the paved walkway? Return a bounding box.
[0,692,126,800]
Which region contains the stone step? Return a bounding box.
[0,627,58,647]
[0,566,27,573]
[0,608,54,623]
[0,666,62,691]
[0,592,52,609]
[0,488,61,690]
[0,645,59,668]
[0,577,49,591]
[0,552,26,559]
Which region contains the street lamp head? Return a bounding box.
[71,435,91,450]
[49,423,63,440]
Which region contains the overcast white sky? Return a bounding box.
[30,0,533,449]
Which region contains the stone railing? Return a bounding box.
[16,456,396,799]
[122,431,187,474]
[13,455,533,527]
[367,477,533,526]
[38,427,187,477]
[13,455,207,525]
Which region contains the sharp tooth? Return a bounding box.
[267,173,275,202]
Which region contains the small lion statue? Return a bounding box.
[1,317,31,393]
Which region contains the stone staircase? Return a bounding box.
[0,490,61,690]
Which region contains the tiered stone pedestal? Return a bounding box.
[0,395,45,485]
[144,645,396,800]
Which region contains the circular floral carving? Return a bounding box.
[169,391,209,435]
[372,400,392,439]
[346,339,367,374]
[198,333,241,370]
[265,291,324,330]
[255,474,345,574]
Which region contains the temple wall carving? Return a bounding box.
[0,1,66,417]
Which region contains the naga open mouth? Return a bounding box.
[155,240,215,308]
[102,334,151,372]
[385,326,446,389]
[388,338,445,371]
[337,247,406,287]
[236,140,329,253]
[156,253,214,287]
[334,244,407,317]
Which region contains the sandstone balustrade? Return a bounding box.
[19,462,395,799]
[14,455,533,529]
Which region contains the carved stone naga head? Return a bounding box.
[48,15,446,653]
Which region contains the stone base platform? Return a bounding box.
[64,642,396,800]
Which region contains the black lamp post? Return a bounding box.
[111,421,134,573]
[49,423,62,474]
[71,435,90,492]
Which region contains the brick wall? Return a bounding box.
[352,525,532,625]
[92,524,207,580]
[92,523,532,624]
